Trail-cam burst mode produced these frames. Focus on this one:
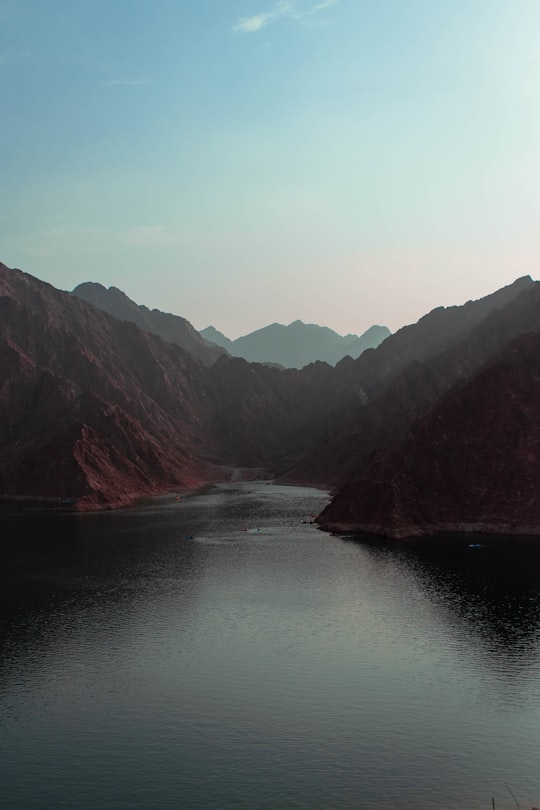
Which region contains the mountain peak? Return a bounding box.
[203,319,390,368]
[72,282,225,365]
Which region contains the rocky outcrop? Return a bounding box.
[1,264,217,508]
[317,331,540,537]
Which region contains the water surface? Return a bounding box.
[1,483,539,809]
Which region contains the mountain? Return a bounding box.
[199,325,234,353]
[200,320,390,368]
[73,282,390,369]
[3,260,540,538]
[317,330,540,537]
[1,264,222,508]
[286,275,536,487]
[339,325,393,363]
[0,263,334,507]
[72,282,226,366]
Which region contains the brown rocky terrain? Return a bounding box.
[3,260,540,538]
[317,330,540,537]
[0,262,338,507]
[287,277,540,489]
[0,264,219,508]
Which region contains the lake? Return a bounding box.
[1,482,539,809]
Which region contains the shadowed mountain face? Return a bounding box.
[288,276,540,489]
[200,320,391,368]
[0,264,336,506]
[3,260,540,537]
[318,331,540,537]
[1,266,223,508]
[72,282,226,366]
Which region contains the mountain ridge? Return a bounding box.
[3,260,540,537]
[72,281,226,366]
[200,320,391,368]
[317,329,540,537]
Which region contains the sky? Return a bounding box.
[2,0,540,339]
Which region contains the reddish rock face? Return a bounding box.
[318,331,540,537]
[3,259,540,535]
[0,263,338,506]
[0,263,217,509]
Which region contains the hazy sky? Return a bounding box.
[2,0,539,338]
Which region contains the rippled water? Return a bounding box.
[1,483,539,809]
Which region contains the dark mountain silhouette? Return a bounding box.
[318,330,540,537]
[200,320,390,368]
[3,260,540,538]
[1,264,226,508]
[0,263,334,507]
[72,282,226,366]
[287,276,539,489]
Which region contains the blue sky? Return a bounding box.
[2,0,539,338]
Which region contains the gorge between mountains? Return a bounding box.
[1,260,540,540]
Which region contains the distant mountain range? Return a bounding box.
[2,260,540,538]
[200,321,391,368]
[72,282,390,369]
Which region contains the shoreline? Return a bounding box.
[319,520,540,545]
[0,467,331,514]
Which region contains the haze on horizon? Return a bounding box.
[2,0,539,339]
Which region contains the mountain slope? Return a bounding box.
[199,325,234,353]
[0,263,338,504]
[285,276,538,487]
[317,330,540,537]
[72,282,225,365]
[3,260,540,539]
[339,325,392,364]
[1,264,219,508]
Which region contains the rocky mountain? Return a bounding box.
[317,330,540,537]
[200,320,390,368]
[72,282,226,366]
[3,260,540,538]
[286,275,537,487]
[1,264,223,508]
[0,263,334,507]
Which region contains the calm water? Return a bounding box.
[1,482,539,810]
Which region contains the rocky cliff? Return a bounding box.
[4,260,540,538]
[1,264,219,508]
[318,330,540,537]
[286,276,539,488]
[0,263,337,506]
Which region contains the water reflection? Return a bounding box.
[1,488,540,810]
[344,532,540,688]
[0,500,206,676]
